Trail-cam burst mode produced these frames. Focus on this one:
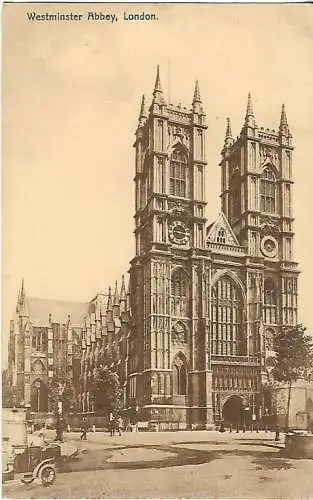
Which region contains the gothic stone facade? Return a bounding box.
[126,68,299,428]
[7,69,299,429]
[7,280,129,413]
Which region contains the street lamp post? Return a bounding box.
[25,402,32,437]
[243,407,249,432]
[34,380,41,413]
[135,405,139,432]
[55,385,65,442]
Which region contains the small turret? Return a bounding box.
[242,92,257,130]
[17,278,28,317]
[192,80,201,105]
[126,278,131,313]
[279,103,291,137]
[106,286,113,323]
[138,94,148,127]
[223,117,233,150]
[192,80,205,121]
[113,281,120,318]
[120,275,127,313]
[151,65,165,106]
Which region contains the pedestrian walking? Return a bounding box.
[109,412,115,437]
[80,417,88,441]
[275,424,280,441]
[115,416,122,436]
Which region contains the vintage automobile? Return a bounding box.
[13,443,61,487]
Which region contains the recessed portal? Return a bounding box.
[222,395,244,425]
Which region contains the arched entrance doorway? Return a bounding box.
[222,395,244,426]
[31,379,48,412]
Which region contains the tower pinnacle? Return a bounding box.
[192,79,203,114]
[17,278,28,316]
[154,65,162,92]
[120,274,127,302]
[243,92,257,129]
[138,94,148,126]
[107,286,113,311]
[279,103,290,135]
[224,117,233,149]
[193,80,201,104]
[113,280,119,306]
[152,65,165,105]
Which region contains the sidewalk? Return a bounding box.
[63,428,283,448]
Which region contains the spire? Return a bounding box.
[17,278,28,316]
[154,65,162,93]
[246,92,253,117]
[120,275,127,302]
[193,80,201,104]
[113,280,119,306]
[224,117,233,149]
[244,92,257,128]
[152,65,165,105]
[106,287,113,312]
[120,275,127,314]
[138,94,148,126]
[126,278,131,312]
[279,103,290,135]
[18,278,25,304]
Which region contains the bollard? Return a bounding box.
[93,424,96,433]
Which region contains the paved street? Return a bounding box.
[3,431,313,498]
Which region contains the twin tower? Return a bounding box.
[126,66,298,428]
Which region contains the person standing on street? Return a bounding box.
[109,412,115,437]
[115,416,122,436]
[80,417,88,441]
[275,424,280,441]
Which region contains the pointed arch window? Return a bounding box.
[229,170,241,222]
[263,279,277,324]
[32,327,48,352]
[260,167,277,213]
[171,268,188,317]
[172,353,187,395]
[211,276,245,356]
[170,149,187,198]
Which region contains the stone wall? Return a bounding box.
[275,381,313,429]
[2,408,27,448]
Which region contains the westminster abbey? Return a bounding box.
[7,68,300,429]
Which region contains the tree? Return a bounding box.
[2,370,13,408]
[272,324,313,431]
[48,372,77,415]
[92,366,123,413]
[48,372,77,441]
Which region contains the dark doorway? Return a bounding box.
[31,379,48,412]
[222,395,244,426]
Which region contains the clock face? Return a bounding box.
[169,221,190,245]
[261,236,278,258]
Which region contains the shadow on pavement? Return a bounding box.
[58,442,292,474]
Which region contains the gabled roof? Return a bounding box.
[26,297,88,326]
[206,212,242,248]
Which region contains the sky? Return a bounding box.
[2,3,313,366]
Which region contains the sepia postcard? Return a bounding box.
[2,2,313,498]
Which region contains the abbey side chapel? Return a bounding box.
[7,279,130,413]
[126,67,299,428]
